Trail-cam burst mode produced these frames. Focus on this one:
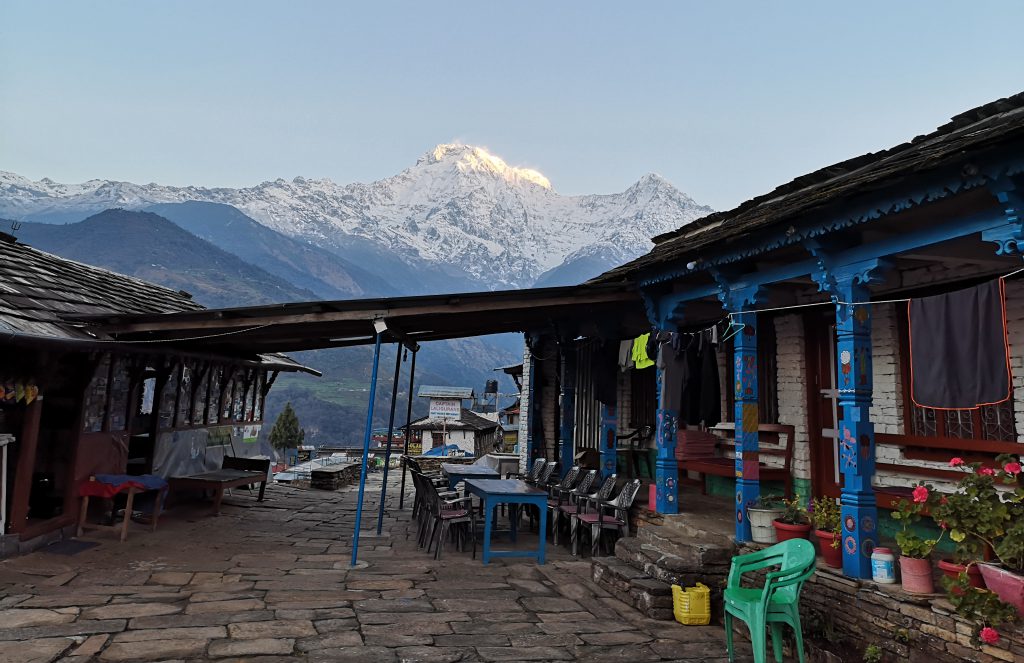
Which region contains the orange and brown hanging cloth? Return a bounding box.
[908,278,1011,410]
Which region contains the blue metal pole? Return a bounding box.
[376,344,404,534]
[351,332,382,567]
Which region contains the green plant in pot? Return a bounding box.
[747,495,786,544]
[890,482,942,594]
[943,571,1018,646]
[934,455,1024,624]
[811,496,842,568]
[772,496,811,542]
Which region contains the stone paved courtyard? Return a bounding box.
[0,471,752,662]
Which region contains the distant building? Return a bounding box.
[409,408,499,457]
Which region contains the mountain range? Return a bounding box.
[0,144,712,290]
[0,145,711,443]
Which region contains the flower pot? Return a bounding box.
[937,559,986,590]
[773,520,811,543]
[747,507,785,544]
[814,529,843,568]
[899,556,935,594]
[978,563,1024,617]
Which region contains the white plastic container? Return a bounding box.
[871,547,897,584]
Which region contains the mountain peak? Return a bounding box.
[422,143,552,190]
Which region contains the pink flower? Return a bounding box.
[979,467,996,476]
[912,486,929,503]
[950,457,965,467]
[980,627,1000,644]
[1004,462,1022,475]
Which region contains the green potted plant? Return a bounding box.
[772,496,811,542]
[811,496,842,568]
[936,455,1024,615]
[747,495,786,544]
[890,482,942,594]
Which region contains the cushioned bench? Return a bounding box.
[678,423,795,498]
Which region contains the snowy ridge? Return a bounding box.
[0,145,712,288]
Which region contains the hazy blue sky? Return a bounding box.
[3,1,1023,210]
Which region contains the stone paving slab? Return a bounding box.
[0,474,756,662]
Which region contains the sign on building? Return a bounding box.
[428,398,461,420]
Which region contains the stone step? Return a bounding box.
[636,523,735,569]
[591,556,674,621]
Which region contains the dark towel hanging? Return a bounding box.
[908,279,1011,410]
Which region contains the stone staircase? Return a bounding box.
[591,506,737,621]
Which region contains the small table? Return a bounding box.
[440,463,499,490]
[463,479,548,565]
[77,474,169,542]
[168,468,267,515]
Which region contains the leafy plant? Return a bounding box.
[933,455,1024,572]
[890,482,942,559]
[862,644,882,663]
[776,497,810,525]
[753,495,785,509]
[811,496,841,539]
[943,571,1018,646]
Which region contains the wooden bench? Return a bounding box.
[678,423,795,498]
[169,456,270,515]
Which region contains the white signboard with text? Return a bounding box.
[428,398,461,420]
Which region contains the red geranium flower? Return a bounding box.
[1004,462,1022,475]
[949,457,965,467]
[912,486,929,503]
[980,627,999,644]
[979,467,996,476]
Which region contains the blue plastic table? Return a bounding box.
[463,479,548,565]
[440,463,499,490]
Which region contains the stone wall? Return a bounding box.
[737,548,1024,663]
[776,314,811,484]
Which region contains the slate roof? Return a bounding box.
[409,408,500,432]
[0,235,202,341]
[596,91,1024,283]
[417,385,476,399]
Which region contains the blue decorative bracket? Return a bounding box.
[982,183,1024,255]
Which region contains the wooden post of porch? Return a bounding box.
[558,341,576,478]
[833,273,879,579]
[8,396,43,534]
[654,329,681,514]
[733,311,760,542]
[599,403,617,479]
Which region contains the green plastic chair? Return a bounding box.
[724,538,816,663]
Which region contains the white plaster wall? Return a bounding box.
[775,314,811,478]
[870,303,904,436]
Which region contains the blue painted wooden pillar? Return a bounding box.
[832,271,880,579]
[599,403,617,479]
[558,342,576,477]
[654,327,680,514]
[732,311,760,542]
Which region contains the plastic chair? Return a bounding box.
[571,478,641,556]
[724,538,816,663]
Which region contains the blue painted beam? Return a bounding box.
[350,332,383,567]
[642,212,1017,311]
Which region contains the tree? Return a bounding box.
[269,402,305,451]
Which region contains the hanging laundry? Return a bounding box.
[632,333,655,369]
[909,279,1011,410]
[657,332,688,412]
[678,330,722,427]
[618,339,634,371]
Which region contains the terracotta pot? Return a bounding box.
[814,529,843,568]
[978,563,1024,617]
[747,507,785,544]
[936,559,986,591]
[899,556,935,594]
[772,520,811,543]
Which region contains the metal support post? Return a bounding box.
[376,344,404,534]
[397,346,418,510]
[351,332,382,567]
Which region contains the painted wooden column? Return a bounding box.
[654,326,680,515]
[732,311,760,542]
[599,403,617,479]
[558,341,576,477]
[831,267,881,579]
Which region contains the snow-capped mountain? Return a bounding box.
[0,144,712,288]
